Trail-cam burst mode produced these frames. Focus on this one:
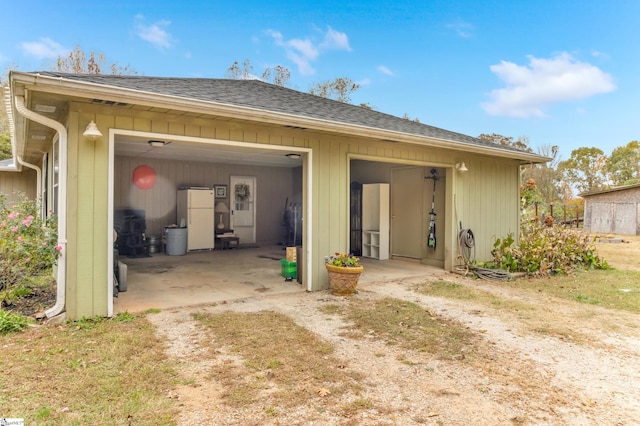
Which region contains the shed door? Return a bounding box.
[391,167,423,258]
[614,203,636,235]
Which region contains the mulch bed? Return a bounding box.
[3,284,56,319]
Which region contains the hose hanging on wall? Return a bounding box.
[458,226,475,265]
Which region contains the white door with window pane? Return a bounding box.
[230,176,256,243]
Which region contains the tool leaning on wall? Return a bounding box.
[425,168,438,250]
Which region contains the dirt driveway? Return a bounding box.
[149,241,640,425]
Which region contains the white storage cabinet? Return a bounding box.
[362,183,389,260]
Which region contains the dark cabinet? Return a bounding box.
[350,182,362,256]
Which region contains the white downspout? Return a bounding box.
[16,156,42,205]
[14,95,67,318]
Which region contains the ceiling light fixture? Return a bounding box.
[83,120,103,141]
[285,153,302,159]
[148,140,169,147]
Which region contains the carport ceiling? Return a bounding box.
[115,135,303,167]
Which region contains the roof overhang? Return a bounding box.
[9,71,550,165]
[580,182,640,198]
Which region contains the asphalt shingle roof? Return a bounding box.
[37,72,526,154]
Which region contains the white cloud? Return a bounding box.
[266,26,351,75]
[446,21,474,38]
[320,26,352,51]
[20,37,69,59]
[482,53,616,118]
[288,38,320,61]
[135,15,174,49]
[377,65,393,76]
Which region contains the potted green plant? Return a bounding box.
[325,252,363,296]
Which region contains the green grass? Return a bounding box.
[424,269,640,314]
[0,309,32,334]
[416,269,640,344]
[512,269,640,312]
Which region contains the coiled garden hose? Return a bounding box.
[458,228,475,265]
[456,227,511,281]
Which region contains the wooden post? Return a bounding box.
[563,205,567,226]
[576,205,579,228]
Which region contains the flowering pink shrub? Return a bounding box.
[1,194,60,292]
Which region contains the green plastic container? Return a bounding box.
[280,259,297,278]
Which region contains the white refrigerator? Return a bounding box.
[177,188,215,251]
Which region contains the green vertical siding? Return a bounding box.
[65,112,112,318]
[454,157,520,261]
[62,104,522,318]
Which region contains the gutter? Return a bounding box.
[13,95,67,318]
[16,156,42,204]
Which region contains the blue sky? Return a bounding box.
[2,0,638,161]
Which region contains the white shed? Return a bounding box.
[582,183,640,235]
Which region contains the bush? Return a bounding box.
[490,220,608,276]
[0,193,60,302]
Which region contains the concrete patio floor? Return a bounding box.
[113,245,447,313]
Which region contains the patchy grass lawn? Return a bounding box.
[193,310,365,418]
[0,312,178,425]
[512,269,640,312]
[421,268,640,313]
[415,267,640,345]
[2,237,639,424]
[320,297,479,361]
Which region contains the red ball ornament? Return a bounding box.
[132,165,156,190]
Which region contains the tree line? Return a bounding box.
[478,133,640,205]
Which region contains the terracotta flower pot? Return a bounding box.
[325,264,364,296]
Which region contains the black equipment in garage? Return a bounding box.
[114,209,151,258]
[282,200,302,246]
[349,181,363,256]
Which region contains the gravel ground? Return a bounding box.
[148,273,640,425]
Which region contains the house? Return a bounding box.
[2,71,547,320]
[581,183,640,235]
[0,157,37,202]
